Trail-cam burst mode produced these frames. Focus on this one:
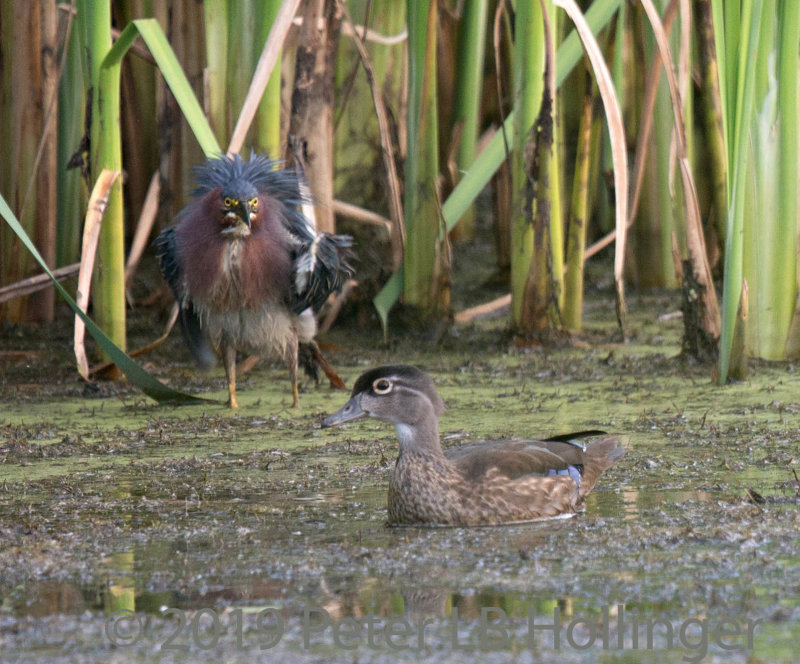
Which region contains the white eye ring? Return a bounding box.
[372,378,393,394]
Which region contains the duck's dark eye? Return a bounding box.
[373,378,392,394]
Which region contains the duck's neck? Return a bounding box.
[395,417,443,458]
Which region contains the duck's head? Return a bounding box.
[322,365,445,430]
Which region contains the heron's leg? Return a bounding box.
[309,341,346,390]
[284,337,300,408]
[222,342,239,408]
[237,355,260,375]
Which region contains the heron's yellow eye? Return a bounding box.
[249,197,259,209]
[223,196,236,208]
[373,378,393,394]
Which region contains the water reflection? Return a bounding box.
[5,571,782,664]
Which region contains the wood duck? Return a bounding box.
[322,365,625,526]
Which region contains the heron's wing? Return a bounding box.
[153,226,182,300]
[290,232,354,314]
[153,226,217,370]
[274,172,355,314]
[244,158,355,314]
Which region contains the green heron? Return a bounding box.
[323,365,625,525]
[155,153,353,408]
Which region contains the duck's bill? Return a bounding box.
[322,396,366,427]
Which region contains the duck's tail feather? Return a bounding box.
[577,437,626,499]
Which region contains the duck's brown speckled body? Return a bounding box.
[323,365,625,526]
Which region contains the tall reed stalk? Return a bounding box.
[204,0,230,142]
[451,0,488,241]
[56,13,85,269]
[227,0,255,146]
[77,0,127,353]
[510,0,544,330]
[253,0,283,156]
[403,0,448,320]
[0,4,59,322]
[518,0,564,335]
[563,69,594,330]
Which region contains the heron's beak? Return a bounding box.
[322,394,366,427]
[234,200,252,227]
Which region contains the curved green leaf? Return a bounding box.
[110,20,221,158]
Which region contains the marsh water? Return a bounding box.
[2,291,800,663]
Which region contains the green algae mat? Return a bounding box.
[1,294,799,663]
